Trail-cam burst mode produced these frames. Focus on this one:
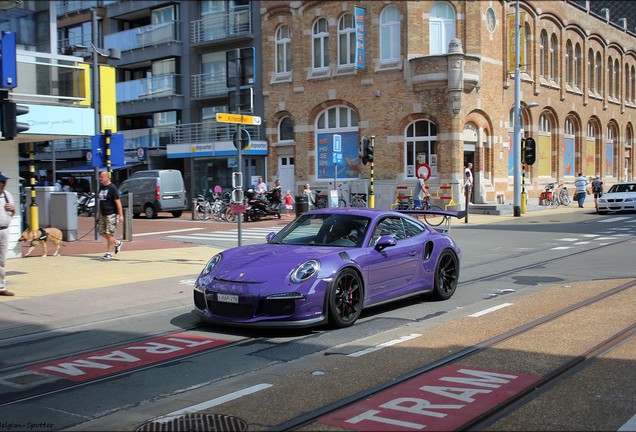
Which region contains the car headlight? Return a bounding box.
[625,197,636,202]
[203,253,222,275]
[290,260,321,283]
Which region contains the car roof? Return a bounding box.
[305,207,406,221]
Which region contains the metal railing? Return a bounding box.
[191,70,228,98]
[104,21,180,52]
[116,74,181,103]
[191,9,252,44]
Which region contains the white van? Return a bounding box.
[118,169,187,218]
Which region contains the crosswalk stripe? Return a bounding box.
[166,227,281,242]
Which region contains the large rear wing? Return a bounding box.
[397,209,466,233]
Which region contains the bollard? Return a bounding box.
[123,192,133,241]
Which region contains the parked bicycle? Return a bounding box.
[336,183,366,207]
[541,183,571,208]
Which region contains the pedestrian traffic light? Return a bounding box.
[523,137,536,165]
[362,136,374,164]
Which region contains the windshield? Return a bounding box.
[608,183,636,194]
[270,213,371,247]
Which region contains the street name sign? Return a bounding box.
[216,113,262,125]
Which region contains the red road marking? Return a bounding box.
[319,364,541,431]
[27,334,229,382]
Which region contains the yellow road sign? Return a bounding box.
[216,113,262,125]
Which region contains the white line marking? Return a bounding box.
[573,242,591,245]
[469,303,513,317]
[618,413,636,431]
[134,228,205,237]
[598,217,630,223]
[347,334,423,357]
[556,238,578,242]
[551,246,572,250]
[153,383,273,423]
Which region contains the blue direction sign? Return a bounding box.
[0,31,17,88]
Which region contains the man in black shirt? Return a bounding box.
[98,171,123,260]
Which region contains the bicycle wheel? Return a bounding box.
[338,198,347,208]
[195,204,209,220]
[560,190,571,206]
[211,201,223,221]
[423,205,446,227]
[224,206,236,222]
[352,197,366,208]
[551,196,559,208]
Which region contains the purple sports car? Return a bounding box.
[193,207,461,328]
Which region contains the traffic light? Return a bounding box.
[361,136,374,164]
[0,98,29,140]
[523,137,536,165]
[359,136,369,163]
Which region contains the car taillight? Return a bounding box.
[155,185,160,200]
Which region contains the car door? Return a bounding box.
[361,216,423,304]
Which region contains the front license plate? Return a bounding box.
[217,293,239,304]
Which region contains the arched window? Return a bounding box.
[338,13,355,67]
[405,120,438,179]
[609,56,614,98]
[588,49,595,92]
[312,18,329,70]
[564,118,576,176]
[539,113,553,177]
[429,2,455,55]
[315,106,360,181]
[279,116,294,141]
[606,124,617,177]
[565,40,573,85]
[595,52,602,94]
[540,31,548,78]
[574,43,582,88]
[614,58,620,100]
[550,34,558,80]
[275,25,291,75]
[380,5,400,62]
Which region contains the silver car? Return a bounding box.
[596,182,636,214]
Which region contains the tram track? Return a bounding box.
[269,279,636,431]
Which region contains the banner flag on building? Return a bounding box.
[355,6,366,70]
[507,12,526,74]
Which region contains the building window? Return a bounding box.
[550,34,558,81]
[540,31,548,78]
[429,2,456,55]
[609,57,614,98]
[595,52,602,95]
[338,13,355,68]
[614,58,620,100]
[279,117,294,142]
[565,41,573,86]
[588,49,595,93]
[312,18,329,70]
[380,5,400,62]
[574,43,582,88]
[275,25,291,75]
[406,120,438,179]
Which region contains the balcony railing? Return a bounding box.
[120,127,174,149]
[191,70,228,98]
[104,21,180,52]
[116,74,181,103]
[56,0,118,16]
[172,122,263,145]
[191,9,252,44]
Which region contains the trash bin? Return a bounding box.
[295,195,308,217]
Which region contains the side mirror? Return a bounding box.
[374,235,397,252]
[266,232,277,243]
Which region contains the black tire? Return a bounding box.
[144,205,157,219]
[277,212,282,219]
[171,211,183,218]
[195,205,208,220]
[423,205,446,227]
[327,268,363,328]
[431,249,459,300]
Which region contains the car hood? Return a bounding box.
[210,244,347,283]
[603,192,636,199]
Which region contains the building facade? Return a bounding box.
[261,1,635,209]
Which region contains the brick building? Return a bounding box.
[261,1,635,209]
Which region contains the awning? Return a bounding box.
[56,163,142,174]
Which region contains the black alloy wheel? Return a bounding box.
[328,268,363,328]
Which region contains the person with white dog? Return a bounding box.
[0,172,16,296]
[98,170,123,260]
